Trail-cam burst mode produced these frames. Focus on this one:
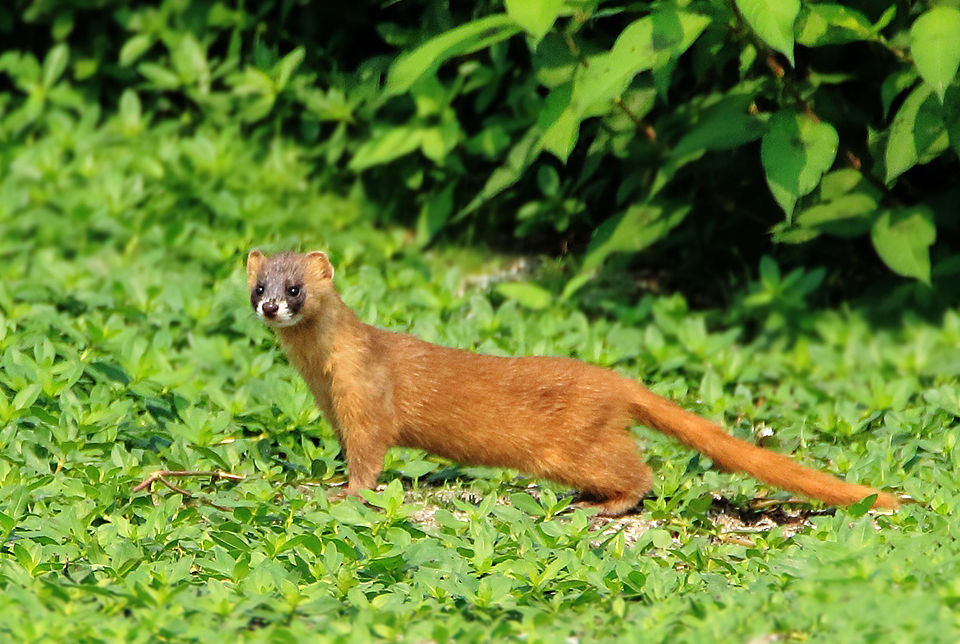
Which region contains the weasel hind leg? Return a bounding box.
[577,471,651,516]
[588,485,648,516]
[569,432,653,517]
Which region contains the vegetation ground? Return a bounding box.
[3,1,960,641]
[1,117,958,642]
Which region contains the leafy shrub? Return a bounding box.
[362,0,960,291]
[4,0,958,301]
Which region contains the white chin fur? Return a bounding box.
[257,301,301,328]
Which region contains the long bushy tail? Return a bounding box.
[630,385,900,509]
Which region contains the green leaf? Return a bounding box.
[13,383,41,410]
[363,479,405,511]
[42,43,69,89]
[846,494,877,518]
[119,89,142,135]
[796,4,875,47]
[880,68,918,120]
[0,485,26,546]
[138,62,181,89]
[874,6,897,34]
[885,83,949,183]
[416,183,455,246]
[188,445,230,471]
[241,95,276,122]
[229,67,274,96]
[540,16,660,161]
[496,282,552,310]
[649,529,674,549]
[537,165,560,197]
[758,254,780,285]
[460,127,541,217]
[650,9,711,97]
[349,127,424,171]
[819,168,863,200]
[88,361,131,385]
[699,369,723,408]
[949,92,960,160]
[275,46,305,90]
[397,458,439,479]
[279,534,324,556]
[559,271,596,301]
[510,492,546,516]
[419,122,459,165]
[909,6,960,103]
[734,0,800,67]
[171,35,209,86]
[119,34,153,67]
[871,206,936,284]
[671,94,766,157]
[761,110,839,219]
[653,9,712,60]
[210,530,250,554]
[52,13,74,40]
[505,0,563,44]
[387,15,521,96]
[795,193,877,237]
[328,497,372,525]
[538,104,579,162]
[0,509,14,535]
[583,200,690,272]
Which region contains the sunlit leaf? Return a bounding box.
[505,0,563,44]
[910,6,960,103]
[761,110,838,219]
[496,282,552,309]
[796,3,875,47]
[541,16,659,161]
[734,0,800,67]
[275,46,305,90]
[349,127,425,171]
[119,34,153,67]
[119,89,142,135]
[387,15,521,95]
[41,43,69,89]
[871,206,936,283]
[583,200,690,272]
[885,83,950,183]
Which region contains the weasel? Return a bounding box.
[246,250,900,515]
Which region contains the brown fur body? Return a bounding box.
[247,250,900,515]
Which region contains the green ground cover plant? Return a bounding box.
[1,100,959,641]
[2,0,960,642]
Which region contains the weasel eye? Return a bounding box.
[254,285,264,295]
[287,286,301,297]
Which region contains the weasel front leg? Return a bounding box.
[342,428,391,496]
[326,425,391,503]
[327,386,397,502]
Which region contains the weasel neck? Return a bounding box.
[275,290,362,370]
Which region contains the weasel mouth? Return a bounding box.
[257,301,300,327]
[265,316,300,328]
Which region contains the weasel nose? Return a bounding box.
[261,301,279,318]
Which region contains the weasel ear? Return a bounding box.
[306,251,334,280]
[246,250,264,288]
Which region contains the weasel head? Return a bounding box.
[246,250,335,328]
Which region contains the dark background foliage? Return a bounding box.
[4,0,958,312]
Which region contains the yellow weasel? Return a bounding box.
[247,250,900,515]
